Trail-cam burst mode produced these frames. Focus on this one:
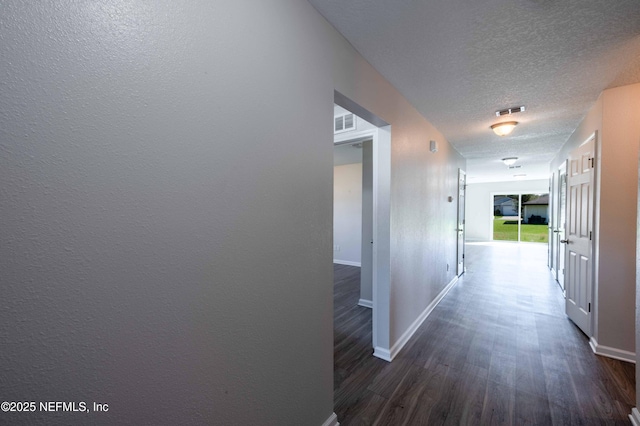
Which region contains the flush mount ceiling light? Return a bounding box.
[491,106,525,136]
[491,121,518,136]
[502,157,518,166]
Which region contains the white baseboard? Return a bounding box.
[358,298,373,309]
[385,276,459,361]
[333,259,361,267]
[372,276,459,363]
[630,408,640,426]
[321,412,340,426]
[589,337,636,364]
[373,347,392,362]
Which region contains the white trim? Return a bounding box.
[373,347,392,362]
[373,276,459,362]
[333,259,361,267]
[334,129,375,145]
[358,299,373,309]
[589,337,636,363]
[629,408,640,426]
[321,412,340,426]
[371,126,392,356]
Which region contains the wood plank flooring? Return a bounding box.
[333,242,636,425]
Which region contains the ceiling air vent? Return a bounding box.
[335,113,356,134]
[496,106,525,117]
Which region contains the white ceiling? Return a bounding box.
[309,0,640,183]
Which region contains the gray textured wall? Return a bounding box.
[0,1,334,424]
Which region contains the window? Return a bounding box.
[334,113,356,134]
[493,193,549,243]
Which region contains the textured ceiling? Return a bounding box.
[309,0,640,182]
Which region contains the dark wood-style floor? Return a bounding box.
[334,242,636,425]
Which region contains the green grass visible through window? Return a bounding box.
[493,218,548,243]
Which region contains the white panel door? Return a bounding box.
[556,163,567,290]
[564,136,595,336]
[548,173,555,272]
[457,169,466,276]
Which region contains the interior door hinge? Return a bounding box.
[588,302,591,313]
[590,157,595,168]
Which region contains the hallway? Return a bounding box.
[334,242,635,425]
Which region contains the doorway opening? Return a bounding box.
[332,91,392,360]
[550,163,567,290]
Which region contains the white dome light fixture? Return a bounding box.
[502,157,518,166]
[491,121,518,136]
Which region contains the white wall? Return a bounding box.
[466,180,549,241]
[334,163,363,266]
[551,83,640,361]
[0,1,336,424]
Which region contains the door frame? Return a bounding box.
[333,135,374,309]
[334,92,392,361]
